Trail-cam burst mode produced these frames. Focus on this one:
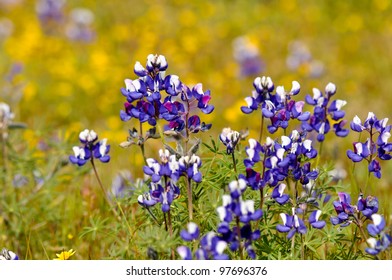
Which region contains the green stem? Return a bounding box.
[146,207,160,225]
[231,152,238,179]
[259,188,264,210]
[90,159,120,220]
[364,171,371,194]
[353,215,371,248]
[291,234,295,259]
[1,133,7,194]
[186,177,193,221]
[316,140,323,168]
[167,209,173,237]
[163,212,168,232]
[167,209,175,260]
[139,122,147,165]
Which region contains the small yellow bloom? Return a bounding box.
[54,249,76,260]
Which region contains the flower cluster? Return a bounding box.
[219,127,241,154]
[232,36,264,78]
[241,130,318,197]
[302,83,349,142]
[138,148,203,213]
[215,179,263,259]
[65,8,95,42]
[330,192,357,227]
[286,40,324,78]
[138,149,182,212]
[241,76,310,133]
[120,54,214,141]
[276,208,326,239]
[366,214,392,256]
[69,129,110,166]
[330,192,379,227]
[177,227,229,260]
[347,112,392,178]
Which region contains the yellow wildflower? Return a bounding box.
[54,249,76,260]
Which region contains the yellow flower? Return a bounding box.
[54,249,76,260]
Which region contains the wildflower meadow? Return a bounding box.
[1,0,392,262]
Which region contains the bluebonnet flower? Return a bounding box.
[309,210,326,229]
[0,102,14,137]
[302,83,349,142]
[241,131,319,199]
[69,129,110,166]
[65,8,95,42]
[241,76,274,114]
[266,83,311,134]
[12,174,29,188]
[367,214,386,236]
[177,232,229,260]
[286,40,325,78]
[276,208,307,239]
[330,192,356,227]
[176,246,192,260]
[110,170,134,199]
[365,214,392,255]
[219,127,240,154]
[241,77,310,134]
[347,113,392,178]
[139,149,182,212]
[271,183,290,205]
[215,179,262,259]
[120,54,214,144]
[244,138,264,168]
[178,154,202,183]
[232,36,265,78]
[347,140,370,162]
[137,180,180,213]
[180,222,200,241]
[143,149,180,183]
[35,0,65,34]
[0,248,18,260]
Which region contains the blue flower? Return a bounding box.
[302,83,348,142]
[241,76,274,114]
[350,115,366,132]
[219,127,240,154]
[176,246,192,260]
[271,183,290,205]
[69,129,110,166]
[93,138,110,163]
[365,214,392,255]
[347,113,392,179]
[178,154,202,183]
[309,210,326,229]
[276,208,307,239]
[347,140,370,162]
[198,232,229,260]
[228,179,247,199]
[180,222,200,241]
[330,192,356,227]
[238,199,263,223]
[69,146,91,166]
[0,248,18,260]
